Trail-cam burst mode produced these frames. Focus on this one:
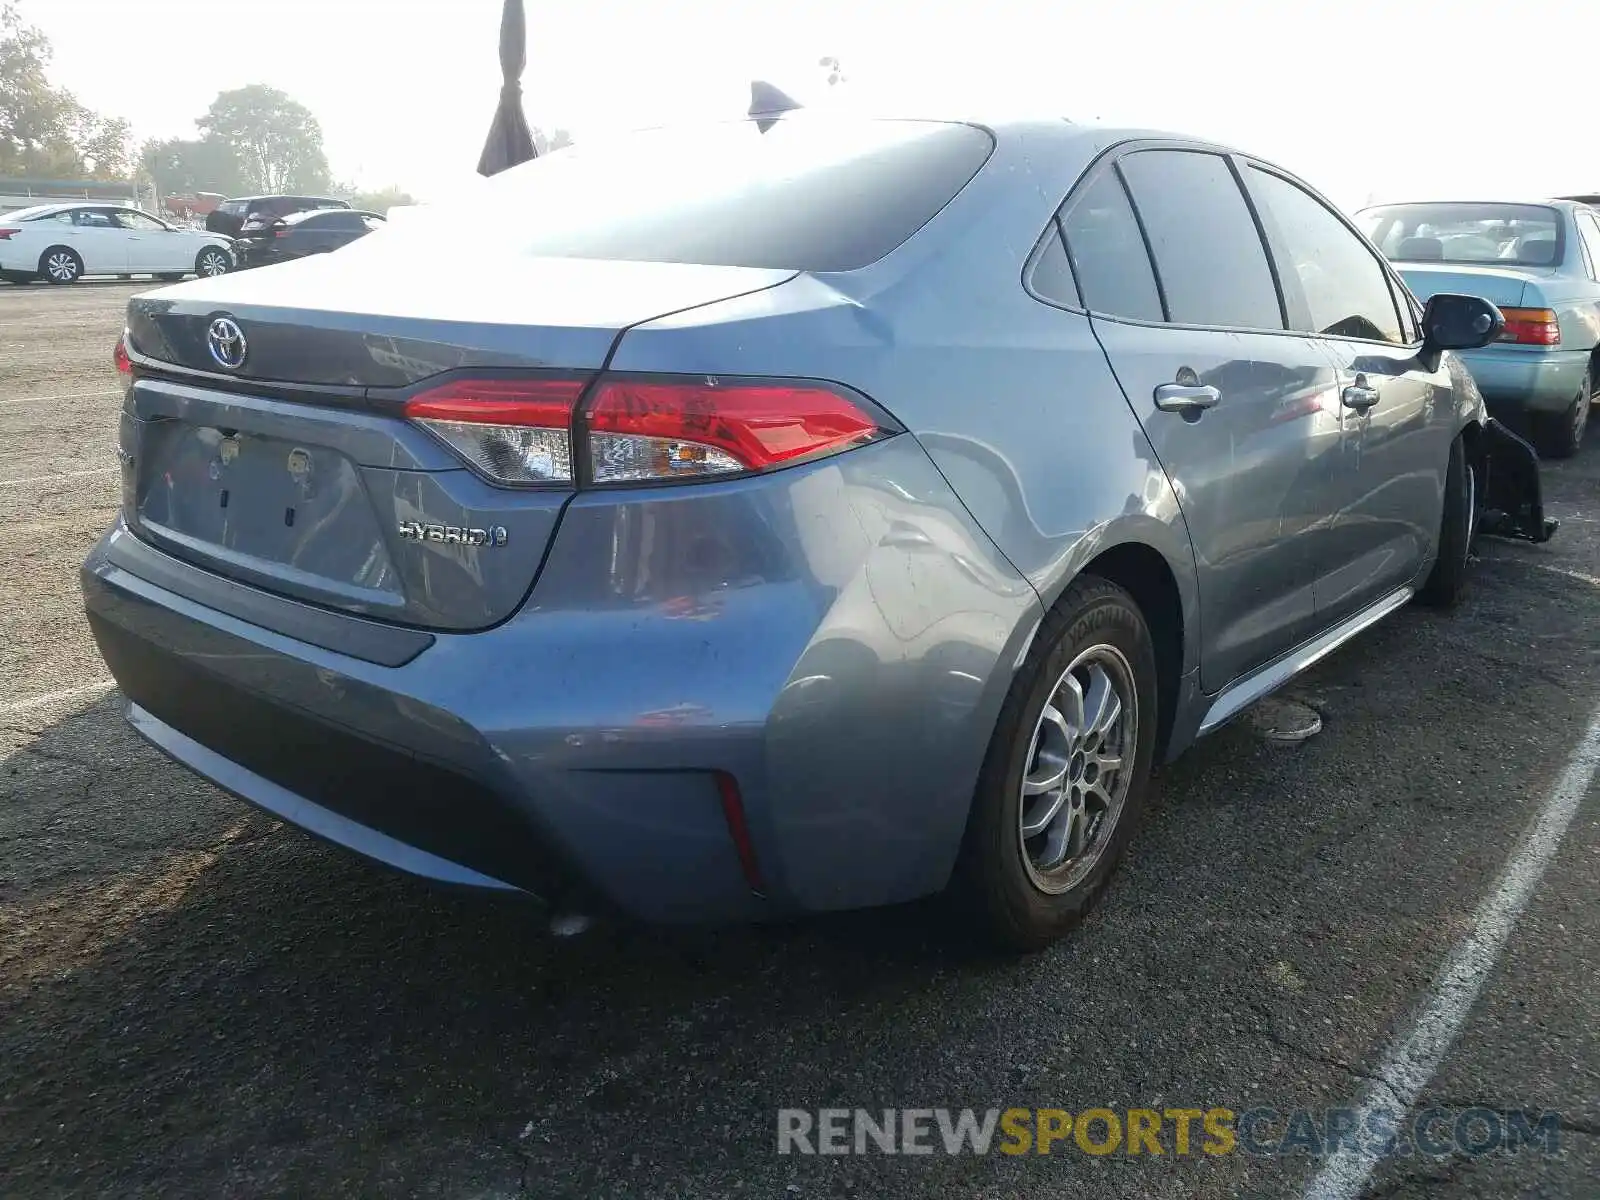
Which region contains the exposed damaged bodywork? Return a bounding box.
[1476,418,1560,544]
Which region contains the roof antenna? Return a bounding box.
[749,80,801,132]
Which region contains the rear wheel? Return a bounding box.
[1418,433,1476,608]
[956,576,1159,952]
[196,247,232,278]
[39,246,82,284]
[1535,369,1591,459]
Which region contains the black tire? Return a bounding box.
[1418,434,1475,608]
[195,246,232,278]
[1535,369,1591,459]
[38,246,82,284]
[955,575,1160,952]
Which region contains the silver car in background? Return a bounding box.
[1359,200,1600,457]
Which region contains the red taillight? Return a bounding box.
[274,228,292,238]
[404,373,888,488]
[0,228,18,241]
[113,331,132,376]
[1497,307,1561,346]
[584,378,884,483]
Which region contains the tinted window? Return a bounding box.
[385,117,993,271]
[1028,221,1079,307]
[74,209,115,228]
[1249,168,1403,344]
[113,211,166,231]
[1359,202,1561,268]
[1575,212,1600,281]
[1060,170,1163,322]
[1118,150,1282,331]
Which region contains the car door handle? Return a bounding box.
[1154,383,1222,413]
[1341,385,1380,411]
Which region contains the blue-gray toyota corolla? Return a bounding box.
[82,114,1555,950]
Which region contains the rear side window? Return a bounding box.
[1247,167,1404,345]
[1027,221,1080,307]
[1060,170,1163,322]
[1574,211,1600,281]
[1118,150,1283,331]
[404,117,993,271]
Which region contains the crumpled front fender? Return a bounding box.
[1477,418,1559,544]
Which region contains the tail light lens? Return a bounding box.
[1497,307,1561,346]
[0,228,18,241]
[405,374,890,488]
[584,378,884,483]
[405,378,584,484]
[273,228,292,239]
[113,331,132,377]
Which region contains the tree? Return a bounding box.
[532,126,572,154]
[74,110,133,180]
[141,135,245,196]
[196,85,331,194]
[1,3,137,180]
[0,1,83,176]
[349,185,415,214]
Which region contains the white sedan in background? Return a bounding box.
[0,203,235,284]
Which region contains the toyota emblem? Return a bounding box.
[207,316,247,371]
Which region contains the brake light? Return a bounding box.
[0,228,18,241]
[113,331,132,377]
[404,373,889,488]
[584,378,884,483]
[274,229,291,238]
[1497,307,1561,346]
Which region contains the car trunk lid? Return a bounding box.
[1393,262,1553,308]
[121,255,795,631]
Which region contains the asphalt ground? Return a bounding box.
[0,280,1596,1199]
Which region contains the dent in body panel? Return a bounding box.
[487,436,1040,911]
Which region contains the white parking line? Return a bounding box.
[1302,700,1600,1200]
[0,388,119,408]
[1534,563,1600,588]
[0,679,115,716]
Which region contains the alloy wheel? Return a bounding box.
[1017,644,1138,894]
[198,250,229,277]
[45,252,78,282]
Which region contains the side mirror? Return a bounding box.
[1422,292,1504,352]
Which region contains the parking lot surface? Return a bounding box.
[1,282,1596,1199]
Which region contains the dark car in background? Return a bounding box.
[236,208,385,268]
[205,194,350,239]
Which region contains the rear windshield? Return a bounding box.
[1359,203,1562,267]
[385,117,993,271]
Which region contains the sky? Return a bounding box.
[19,0,1600,211]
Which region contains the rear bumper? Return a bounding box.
[1456,347,1589,414]
[82,436,1040,923]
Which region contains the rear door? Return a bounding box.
[70,208,130,273]
[1243,165,1451,624]
[1066,147,1344,693]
